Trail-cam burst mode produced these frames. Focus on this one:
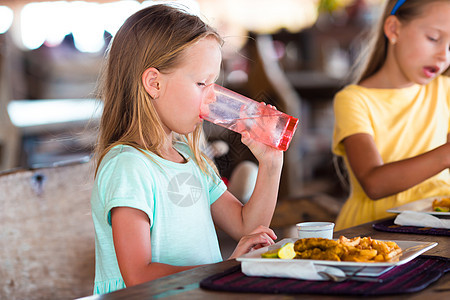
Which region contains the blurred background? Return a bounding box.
[0,0,384,220]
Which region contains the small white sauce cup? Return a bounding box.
[296,222,335,239]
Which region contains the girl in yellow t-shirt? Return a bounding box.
[332,0,450,230]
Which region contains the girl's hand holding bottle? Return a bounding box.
[241,130,283,171]
[239,103,284,171]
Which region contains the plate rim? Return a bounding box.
[387,196,450,216]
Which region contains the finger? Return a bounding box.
[250,225,277,240]
[240,131,252,146]
[241,131,250,140]
[230,232,276,259]
[259,230,277,242]
[262,103,277,110]
[260,233,276,245]
[250,232,275,246]
[264,228,277,240]
[247,235,273,249]
[253,241,272,250]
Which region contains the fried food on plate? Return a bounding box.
[295,247,342,261]
[262,236,402,262]
[432,197,450,212]
[273,236,402,262]
[338,236,402,262]
[293,238,345,261]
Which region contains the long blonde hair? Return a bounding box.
[353,0,450,84]
[94,4,223,176]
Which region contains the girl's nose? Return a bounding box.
[436,42,450,63]
[204,83,216,105]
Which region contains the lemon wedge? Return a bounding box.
[261,242,296,259]
[278,242,296,259]
[261,248,279,258]
[434,206,450,212]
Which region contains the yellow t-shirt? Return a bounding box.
[332,76,450,230]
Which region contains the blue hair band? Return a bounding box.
[391,0,407,15]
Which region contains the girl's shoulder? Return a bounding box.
[336,81,430,99]
[334,84,373,103]
[100,144,156,172]
[337,83,397,95]
[104,144,149,161]
[336,84,363,95]
[334,83,389,97]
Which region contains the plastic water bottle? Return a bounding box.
[200,84,299,151]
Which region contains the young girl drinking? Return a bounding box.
[90,4,283,294]
[333,0,450,230]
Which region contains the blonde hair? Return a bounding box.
[94,4,223,177]
[353,0,450,84]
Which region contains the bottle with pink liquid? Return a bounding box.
[200,84,299,151]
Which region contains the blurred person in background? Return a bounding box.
[332,0,450,230]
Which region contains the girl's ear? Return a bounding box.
[142,67,161,99]
[384,15,400,44]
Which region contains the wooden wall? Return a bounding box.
[0,161,95,299]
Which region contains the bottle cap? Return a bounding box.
[277,116,299,151]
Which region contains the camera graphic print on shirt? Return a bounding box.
[167,172,203,207]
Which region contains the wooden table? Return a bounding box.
[78,219,449,300]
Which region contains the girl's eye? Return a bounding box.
[197,82,206,87]
[427,36,438,42]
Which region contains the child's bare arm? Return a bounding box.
[111,207,197,287]
[343,133,450,200]
[212,133,283,239]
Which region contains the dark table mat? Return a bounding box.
[200,255,449,296]
[373,218,450,236]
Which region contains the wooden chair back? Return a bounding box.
[0,33,20,171]
[0,161,95,299]
[246,33,303,198]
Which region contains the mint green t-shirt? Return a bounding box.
[91,142,227,294]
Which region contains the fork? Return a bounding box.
[318,271,383,283]
[387,243,431,262]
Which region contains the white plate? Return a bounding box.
[236,238,437,277]
[387,196,450,217]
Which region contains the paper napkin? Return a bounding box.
[241,260,345,281]
[394,210,450,229]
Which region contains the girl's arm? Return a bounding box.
[343,133,450,200]
[211,132,283,241]
[111,207,197,287]
[112,207,276,281]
